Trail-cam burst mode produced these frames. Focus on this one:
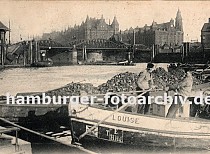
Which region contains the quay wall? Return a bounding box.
[133,50,152,63]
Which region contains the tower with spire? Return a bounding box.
[132,8,184,47]
[85,15,91,40]
[111,16,119,34]
[175,9,183,31]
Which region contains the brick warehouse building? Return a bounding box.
[200,18,210,63]
[42,15,119,45]
[201,18,210,50]
[121,9,184,48]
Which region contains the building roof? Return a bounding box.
[202,23,210,32]
[86,17,106,29]
[0,21,9,31]
[85,15,118,30]
[111,16,119,26]
[156,22,171,30]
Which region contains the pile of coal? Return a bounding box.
[152,67,204,89]
[97,72,138,94]
[44,67,205,96]
[45,72,139,96]
[152,67,187,89]
[45,82,97,97]
[152,67,170,89]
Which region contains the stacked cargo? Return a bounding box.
[45,82,97,97]
[97,72,138,94]
[45,67,205,96]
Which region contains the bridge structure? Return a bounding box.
[7,39,149,65]
[37,39,132,65]
[8,39,208,65]
[74,39,129,50]
[38,39,67,50]
[38,39,130,50]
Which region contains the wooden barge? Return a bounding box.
[69,82,210,150]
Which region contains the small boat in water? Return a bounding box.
[117,60,135,66]
[80,57,135,66]
[83,60,135,66]
[31,59,53,67]
[69,82,210,150]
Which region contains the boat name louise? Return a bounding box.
[112,115,139,124]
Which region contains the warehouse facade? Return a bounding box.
[201,18,210,50]
[137,9,183,47]
[122,9,184,48]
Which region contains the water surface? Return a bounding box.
[0,64,163,95]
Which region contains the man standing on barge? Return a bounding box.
[166,68,193,118]
[136,63,155,114]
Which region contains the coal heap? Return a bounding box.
[45,67,205,96]
[97,72,138,94]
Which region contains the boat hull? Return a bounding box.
[71,117,210,150]
[69,104,210,150]
[31,61,53,67]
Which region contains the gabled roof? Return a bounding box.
[156,22,171,30]
[202,23,210,32]
[0,21,9,31]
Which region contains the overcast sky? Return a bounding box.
[0,1,210,43]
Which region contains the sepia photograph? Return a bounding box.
[1,1,210,154]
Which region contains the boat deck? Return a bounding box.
[85,103,210,124]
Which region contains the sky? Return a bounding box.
[0,1,210,43]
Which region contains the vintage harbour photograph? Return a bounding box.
[1,1,210,154]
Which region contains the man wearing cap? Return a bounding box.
[136,63,155,114]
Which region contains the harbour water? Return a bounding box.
[2,63,206,154]
[0,64,152,96]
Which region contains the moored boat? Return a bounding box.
[83,60,135,66]
[31,59,53,67]
[68,82,210,150]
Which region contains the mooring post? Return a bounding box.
[35,40,38,63]
[15,129,19,151]
[72,45,78,64]
[151,44,155,62]
[30,41,33,64]
[173,137,176,152]
[0,40,4,66]
[84,45,87,61]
